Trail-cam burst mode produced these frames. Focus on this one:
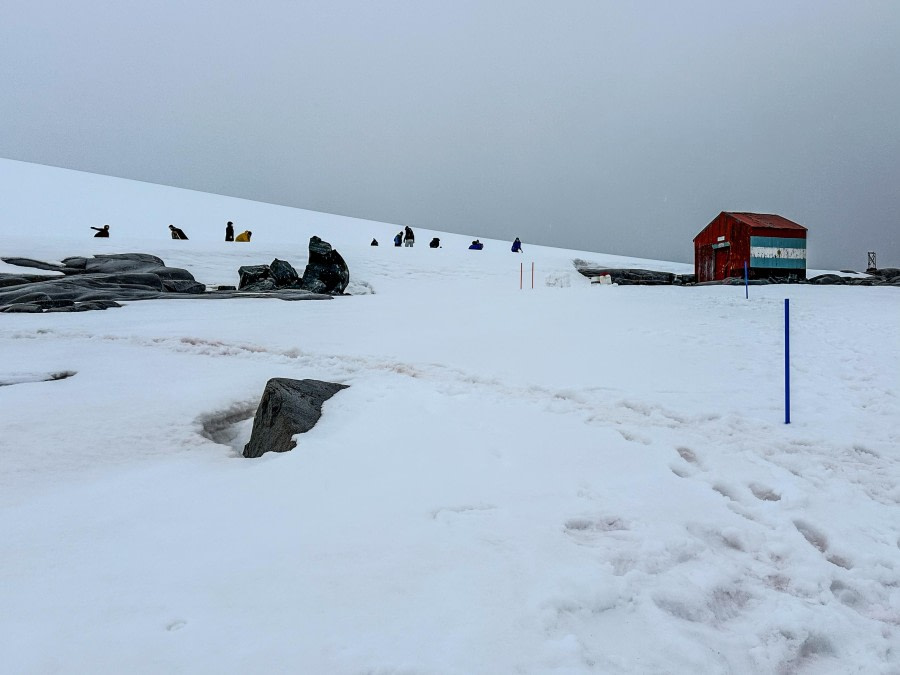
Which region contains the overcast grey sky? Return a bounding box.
[2,1,898,268]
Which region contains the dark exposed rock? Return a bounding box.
[206,289,330,301]
[270,258,300,286]
[243,378,349,458]
[75,300,121,310]
[93,253,166,265]
[573,261,680,285]
[1,258,66,272]
[299,236,350,295]
[44,300,122,312]
[868,268,900,282]
[240,279,277,293]
[162,279,206,294]
[0,273,62,288]
[238,265,271,289]
[0,253,332,313]
[694,279,756,286]
[34,298,76,309]
[60,256,87,269]
[2,303,43,313]
[236,242,349,296]
[83,257,164,274]
[809,274,846,285]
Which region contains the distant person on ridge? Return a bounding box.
[394,232,402,247]
[429,237,441,248]
[511,237,522,253]
[469,239,483,250]
[371,238,379,246]
[225,221,234,241]
[169,224,189,240]
[235,230,252,242]
[403,226,415,247]
[91,224,110,238]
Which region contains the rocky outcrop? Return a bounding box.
[299,236,350,295]
[0,252,333,313]
[242,378,349,458]
[808,271,899,286]
[236,237,350,295]
[0,253,203,312]
[573,261,691,285]
[574,258,899,288]
[866,268,900,285]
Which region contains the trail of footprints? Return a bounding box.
[667,443,862,568]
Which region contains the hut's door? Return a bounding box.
[700,247,714,281]
[714,245,730,279]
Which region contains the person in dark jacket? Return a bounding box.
[225,221,234,241]
[469,239,483,250]
[371,238,379,246]
[511,237,522,252]
[429,237,441,248]
[169,224,189,240]
[394,232,403,247]
[403,226,415,247]
[91,224,110,238]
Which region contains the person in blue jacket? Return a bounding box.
[469,239,483,250]
[394,232,402,247]
[511,237,522,252]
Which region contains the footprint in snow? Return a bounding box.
[676,446,700,466]
[749,483,781,502]
[564,517,629,546]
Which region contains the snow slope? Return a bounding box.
[1,159,898,674]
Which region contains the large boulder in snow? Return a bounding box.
[238,264,272,290]
[299,236,350,295]
[237,259,301,291]
[242,378,348,459]
[270,258,300,286]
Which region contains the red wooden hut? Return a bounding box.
[694,212,807,282]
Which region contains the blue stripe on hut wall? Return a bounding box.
[750,256,807,269]
[750,236,806,249]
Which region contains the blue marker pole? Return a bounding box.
[785,298,790,424]
[744,261,749,299]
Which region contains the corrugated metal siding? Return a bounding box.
[694,212,807,281]
[694,212,749,281]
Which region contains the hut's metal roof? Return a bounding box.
[726,212,807,231]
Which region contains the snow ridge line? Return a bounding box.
[10,328,898,476]
[9,327,761,433]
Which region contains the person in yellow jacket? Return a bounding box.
[235,230,252,242]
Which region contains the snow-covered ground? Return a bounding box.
[1,159,898,674]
